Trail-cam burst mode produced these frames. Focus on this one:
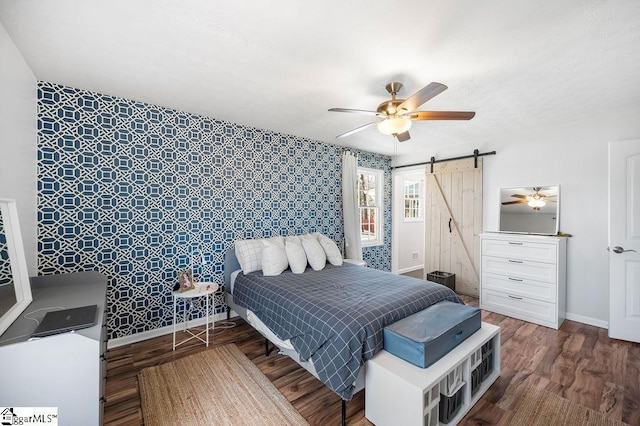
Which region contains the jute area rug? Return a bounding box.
[511,387,630,426]
[138,343,308,426]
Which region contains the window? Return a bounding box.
[404,178,423,221]
[358,168,383,246]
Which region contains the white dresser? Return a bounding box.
[479,233,567,329]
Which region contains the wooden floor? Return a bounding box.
[401,269,424,279]
[104,296,640,426]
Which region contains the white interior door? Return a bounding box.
[609,139,640,342]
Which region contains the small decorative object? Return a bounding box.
[177,269,195,292]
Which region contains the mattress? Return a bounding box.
[383,300,481,368]
[229,269,295,350]
[227,271,367,395]
[229,261,462,399]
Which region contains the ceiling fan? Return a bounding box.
[502,187,557,210]
[328,82,475,142]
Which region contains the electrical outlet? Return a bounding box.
[412,252,419,260]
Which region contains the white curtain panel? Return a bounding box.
[342,151,363,260]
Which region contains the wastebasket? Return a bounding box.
[427,271,456,291]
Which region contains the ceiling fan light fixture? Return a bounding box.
[377,117,412,135]
[330,81,473,140]
[528,198,546,208]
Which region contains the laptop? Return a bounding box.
[32,305,98,338]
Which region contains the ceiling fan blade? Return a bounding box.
[510,194,528,199]
[396,131,411,142]
[336,121,379,138]
[502,200,526,205]
[329,108,380,116]
[397,82,447,113]
[407,111,476,121]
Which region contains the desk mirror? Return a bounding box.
[0,199,32,337]
[499,185,560,235]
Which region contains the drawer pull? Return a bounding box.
[508,259,523,264]
[508,242,523,245]
[508,295,523,300]
[508,277,523,282]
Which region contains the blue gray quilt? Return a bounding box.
[231,263,463,399]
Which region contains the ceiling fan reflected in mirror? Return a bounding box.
[328,82,475,142]
[502,187,557,211]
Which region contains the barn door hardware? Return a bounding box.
[394,149,496,171]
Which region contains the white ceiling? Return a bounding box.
[1,0,640,159]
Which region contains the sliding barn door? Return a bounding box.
[425,158,482,296]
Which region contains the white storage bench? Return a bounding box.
[365,322,500,426]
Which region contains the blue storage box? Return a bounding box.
[383,301,481,368]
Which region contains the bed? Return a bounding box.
[223,249,463,405]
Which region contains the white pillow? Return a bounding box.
[318,234,343,266]
[285,239,307,274]
[261,240,288,276]
[285,235,300,244]
[235,236,284,274]
[301,234,326,271]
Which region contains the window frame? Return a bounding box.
[403,177,423,223]
[357,167,384,247]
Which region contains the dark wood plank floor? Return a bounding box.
[104,296,640,425]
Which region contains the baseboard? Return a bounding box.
[396,265,424,275]
[107,309,609,348]
[107,311,238,349]
[565,312,608,329]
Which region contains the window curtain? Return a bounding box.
[342,150,363,260]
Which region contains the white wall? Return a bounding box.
[392,167,425,274]
[0,22,37,274]
[394,105,640,326]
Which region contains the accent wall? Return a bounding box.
[37,82,392,340]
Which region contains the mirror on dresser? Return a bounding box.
[499,185,560,235]
[0,198,32,337]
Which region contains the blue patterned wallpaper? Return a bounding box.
[37,81,391,340]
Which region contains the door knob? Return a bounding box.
[612,246,637,254]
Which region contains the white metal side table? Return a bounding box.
[171,282,219,350]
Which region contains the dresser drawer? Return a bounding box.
[481,238,557,263]
[481,289,557,326]
[482,256,557,283]
[481,272,556,303]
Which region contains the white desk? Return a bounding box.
[172,282,218,350]
[0,272,107,426]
